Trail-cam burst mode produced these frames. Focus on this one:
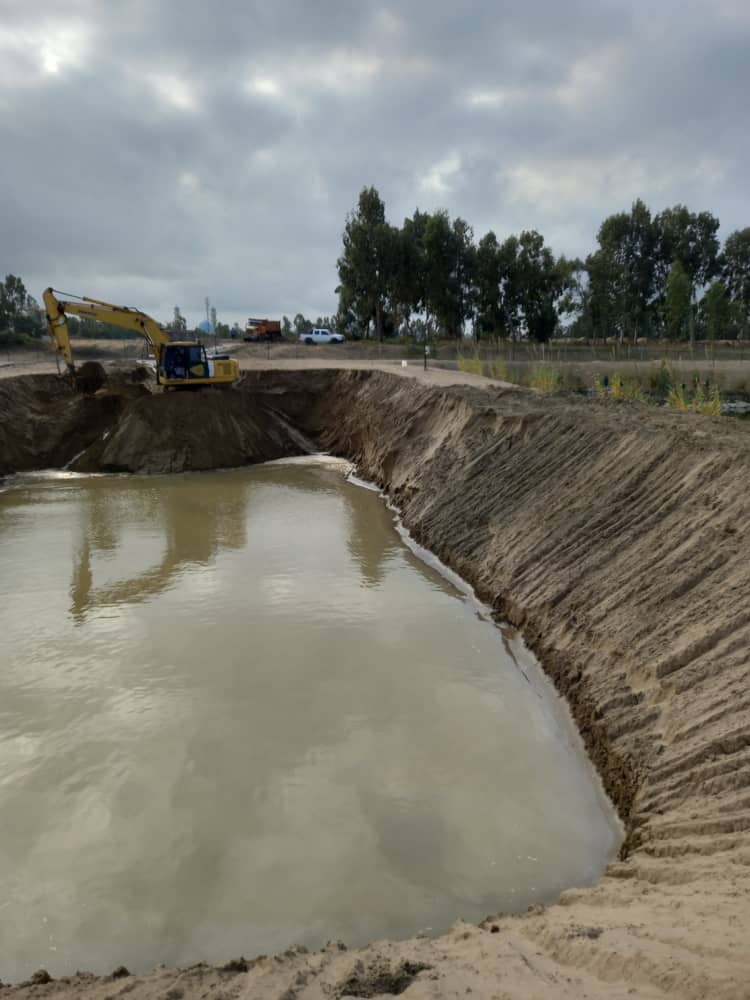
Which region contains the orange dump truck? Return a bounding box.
[243,318,283,342]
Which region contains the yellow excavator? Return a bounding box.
[43,288,239,389]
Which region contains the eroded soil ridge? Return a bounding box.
[1,366,749,999]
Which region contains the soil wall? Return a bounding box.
[2,367,749,999]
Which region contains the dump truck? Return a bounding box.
[243,318,283,342]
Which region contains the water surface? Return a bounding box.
[0,462,620,980]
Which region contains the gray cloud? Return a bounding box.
[1,0,748,326]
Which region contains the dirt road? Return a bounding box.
[1,365,749,999]
[0,351,509,390]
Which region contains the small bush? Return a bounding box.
[488,359,510,381]
[667,383,688,411]
[650,360,674,399]
[693,381,721,416]
[528,366,562,392]
[610,372,644,401]
[457,350,484,377]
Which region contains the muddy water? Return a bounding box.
[0,461,621,981]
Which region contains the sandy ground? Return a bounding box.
[2,364,750,998]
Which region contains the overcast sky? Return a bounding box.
[1,0,748,327]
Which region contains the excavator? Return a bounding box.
[43,288,240,389]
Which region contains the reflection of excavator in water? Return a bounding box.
[43,288,240,389]
[69,476,249,623]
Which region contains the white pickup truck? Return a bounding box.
[299,328,345,345]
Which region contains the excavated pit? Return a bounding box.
[1,365,750,999]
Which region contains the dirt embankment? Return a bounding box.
[2,367,750,999]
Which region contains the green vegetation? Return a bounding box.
[286,313,337,337]
[0,275,44,344]
[335,189,750,344]
[588,360,722,414]
[696,382,722,417]
[456,350,484,377]
[0,275,147,344]
[610,373,644,401]
[527,367,563,392]
[336,188,575,343]
[458,350,563,393]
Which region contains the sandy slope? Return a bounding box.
[2,366,750,999]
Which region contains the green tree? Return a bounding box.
[513,232,574,342]
[586,200,658,341]
[388,214,428,334]
[497,235,522,337]
[0,274,39,333]
[654,205,720,295]
[475,231,503,337]
[722,228,750,336]
[701,280,731,340]
[422,211,475,338]
[293,313,312,335]
[586,239,625,340]
[281,315,292,336]
[664,261,692,339]
[556,262,590,335]
[453,217,477,337]
[337,186,396,340]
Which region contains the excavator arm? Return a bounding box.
[43,288,170,373]
[42,288,239,388]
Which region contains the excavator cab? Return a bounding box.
[161,343,209,382]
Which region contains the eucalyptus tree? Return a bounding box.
[337,186,397,340]
[722,228,750,336]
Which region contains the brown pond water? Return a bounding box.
[0,460,621,981]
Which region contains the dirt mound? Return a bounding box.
[0,369,318,476]
[71,379,317,474]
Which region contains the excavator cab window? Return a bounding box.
[164,344,208,380]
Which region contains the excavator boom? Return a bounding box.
[43,288,239,389]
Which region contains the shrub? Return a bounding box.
[457,353,483,376]
[650,360,674,399]
[488,359,510,381]
[528,366,562,392]
[667,383,688,411]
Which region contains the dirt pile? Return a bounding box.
[0,373,135,475]
[0,369,316,476]
[3,365,750,998]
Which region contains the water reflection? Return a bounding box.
[0,461,621,982]
[252,464,400,588]
[345,487,400,587]
[69,465,402,621]
[69,475,251,622]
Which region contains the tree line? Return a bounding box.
[0,277,338,345]
[335,188,750,342]
[0,275,46,344]
[0,275,143,344]
[280,313,337,337]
